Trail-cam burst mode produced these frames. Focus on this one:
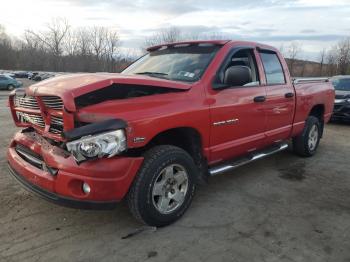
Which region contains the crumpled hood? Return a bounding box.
[26,73,192,111]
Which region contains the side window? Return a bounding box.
[0,76,6,80]
[259,52,286,85]
[220,49,260,87]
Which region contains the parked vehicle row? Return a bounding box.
[27,72,38,80]
[14,71,30,78]
[32,72,55,81]
[0,71,56,82]
[27,72,56,81]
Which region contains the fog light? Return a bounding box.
[82,182,91,194]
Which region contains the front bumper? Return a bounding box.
[7,164,117,209]
[332,103,350,120]
[7,131,144,208]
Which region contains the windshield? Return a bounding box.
[122,45,221,82]
[332,78,350,91]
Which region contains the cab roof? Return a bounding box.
[146,40,230,52]
[146,40,278,53]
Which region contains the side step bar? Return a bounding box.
[209,143,289,176]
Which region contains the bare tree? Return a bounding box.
[144,27,182,49]
[0,22,126,72]
[26,18,70,70]
[90,26,108,59]
[0,25,14,69]
[21,31,48,70]
[336,38,350,75]
[75,28,92,56]
[287,42,302,76]
[105,29,120,72]
[64,29,79,56]
[0,25,6,40]
[74,28,93,71]
[325,48,338,76]
[318,48,326,76]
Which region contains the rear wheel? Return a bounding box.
[127,145,197,227]
[293,116,321,157]
[7,85,15,91]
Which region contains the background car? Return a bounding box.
[33,73,47,81]
[33,72,54,81]
[5,72,16,78]
[14,71,29,78]
[28,72,38,80]
[42,73,55,80]
[0,74,23,90]
[331,75,350,121]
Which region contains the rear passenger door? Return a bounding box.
[258,50,295,145]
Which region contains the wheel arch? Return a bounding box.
[308,104,325,137]
[129,127,208,184]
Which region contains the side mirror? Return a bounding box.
[223,66,252,87]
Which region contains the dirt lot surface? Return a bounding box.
[0,82,349,262]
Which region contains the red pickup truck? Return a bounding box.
[7,40,334,227]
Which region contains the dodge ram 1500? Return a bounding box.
[7,40,334,226]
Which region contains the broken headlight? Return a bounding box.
[66,130,127,163]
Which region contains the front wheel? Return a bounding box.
[7,85,15,91]
[293,116,321,157]
[127,145,197,227]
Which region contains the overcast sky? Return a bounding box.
[1,0,350,60]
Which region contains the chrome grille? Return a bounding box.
[13,94,64,136]
[14,95,39,110]
[49,127,63,134]
[16,112,45,128]
[50,115,64,134]
[42,96,63,110]
[51,115,63,125]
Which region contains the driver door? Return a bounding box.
[208,48,267,164]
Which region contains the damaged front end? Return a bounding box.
[7,74,189,204]
[9,88,75,142]
[9,76,188,165]
[74,83,183,108]
[64,119,128,164]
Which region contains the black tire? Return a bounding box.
[127,145,197,227]
[7,85,15,91]
[293,116,321,157]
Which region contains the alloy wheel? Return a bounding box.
[152,164,189,214]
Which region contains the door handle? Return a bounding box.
[285,92,294,98]
[254,96,266,103]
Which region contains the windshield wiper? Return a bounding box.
[136,72,168,75]
[135,72,169,78]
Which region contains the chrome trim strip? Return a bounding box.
[209,143,288,176]
[213,118,239,126]
[293,77,329,84]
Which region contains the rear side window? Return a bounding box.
[260,52,286,85]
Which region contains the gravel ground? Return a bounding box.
[0,83,349,262]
